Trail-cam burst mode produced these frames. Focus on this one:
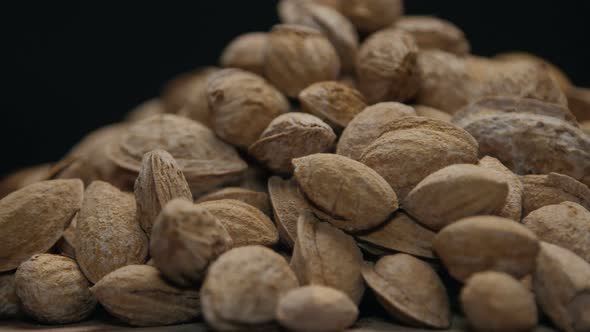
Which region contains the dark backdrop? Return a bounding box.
[3,1,590,176]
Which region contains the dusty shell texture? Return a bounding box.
[521,173,590,217]
[276,285,359,332]
[356,29,420,104]
[196,199,278,247]
[220,32,268,76]
[357,212,435,259]
[453,97,590,186]
[76,181,148,284]
[478,156,524,221]
[340,0,404,32]
[299,81,367,129]
[134,149,193,236]
[460,271,538,332]
[201,246,298,331]
[0,179,83,272]
[161,67,219,122]
[290,212,365,304]
[126,98,166,123]
[0,273,20,319]
[567,86,590,122]
[91,265,200,327]
[15,254,96,324]
[360,116,479,200]
[249,113,337,174]
[265,24,340,97]
[207,69,289,148]
[0,164,53,199]
[337,102,416,161]
[150,199,232,287]
[394,16,470,55]
[413,105,452,122]
[293,154,398,232]
[534,243,590,332]
[196,187,272,216]
[268,176,310,248]
[278,0,359,73]
[403,164,509,231]
[523,202,590,263]
[107,114,247,195]
[494,52,572,93]
[361,254,451,329]
[434,216,540,281]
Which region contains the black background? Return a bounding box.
[3,1,590,176]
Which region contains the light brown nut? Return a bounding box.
[196,187,272,216]
[357,212,435,259]
[478,156,524,221]
[161,67,219,120]
[276,285,359,332]
[460,271,538,332]
[76,181,148,284]
[268,176,310,248]
[340,0,404,33]
[356,29,419,104]
[299,81,367,129]
[91,264,200,327]
[337,102,416,161]
[56,215,78,259]
[196,199,278,247]
[361,254,451,329]
[403,164,509,231]
[201,245,298,331]
[15,254,96,324]
[521,173,590,217]
[293,154,398,232]
[434,216,540,281]
[360,116,479,200]
[394,16,470,55]
[207,69,289,148]
[107,114,247,196]
[291,212,365,304]
[249,113,337,174]
[413,105,452,122]
[567,86,590,122]
[534,243,590,332]
[494,52,572,93]
[220,32,268,76]
[453,96,590,186]
[0,164,52,199]
[125,98,165,123]
[523,202,590,263]
[0,179,83,272]
[0,273,20,319]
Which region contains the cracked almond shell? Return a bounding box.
[268,176,310,248]
[478,156,524,221]
[196,187,271,216]
[394,16,470,55]
[520,173,590,217]
[220,32,268,76]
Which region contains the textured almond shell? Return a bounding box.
[478,156,524,221]
[0,273,20,319]
[220,32,268,76]
[414,105,452,122]
[394,16,470,55]
[173,67,220,126]
[340,0,404,33]
[268,176,310,248]
[520,173,590,217]
[196,187,271,216]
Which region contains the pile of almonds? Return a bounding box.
[2,1,590,331]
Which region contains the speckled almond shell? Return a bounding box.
[361,255,451,329]
[413,105,452,122]
[268,176,310,248]
[201,246,298,331]
[434,216,540,281]
[196,187,272,216]
[394,16,470,55]
[340,0,404,33]
[15,254,96,324]
[0,273,20,319]
[76,181,148,284]
[520,173,590,217]
[293,154,398,232]
[220,32,268,76]
[91,265,200,327]
[0,179,83,272]
[290,211,365,304]
[478,156,524,221]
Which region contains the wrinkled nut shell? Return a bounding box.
[478,156,524,221]
[520,172,590,217]
[395,16,470,55]
[220,32,268,75]
[0,273,20,319]
[196,187,272,216]
[268,176,310,248]
[340,0,404,33]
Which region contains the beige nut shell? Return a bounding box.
[268,176,310,248]
[196,187,271,216]
[478,156,524,221]
[0,273,20,319]
[520,173,590,217]
[220,32,268,76]
[340,0,404,33]
[394,16,470,55]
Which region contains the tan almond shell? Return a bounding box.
[15,254,96,324]
[433,216,540,282]
[125,98,165,123]
[534,243,590,332]
[520,173,590,217]
[0,179,83,272]
[360,116,479,200]
[207,68,290,149]
[523,202,590,264]
[57,215,78,259]
[567,86,590,122]
[356,28,420,103]
[299,81,367,129]
[394,16,470,55]
[413,105,452,122]
[0,164,52,199]
[356,212,435,259]
[361,254,451,329]
[337,102,416,161]
[403,164,509,231]
[582,120,590,133]
[220,32,268,76]
[161,67,219,118]
[134,150,193,237]
[91,264,200,327]
[276,285,359,332]
[268,176,311,248]
[340,0,404,33]
[150,199,232,287]
[196,187,272,216]
[249,113,337,174]
[290,211,365,304]
[478,156,524,221]
[265,24,341,98]
[0,273,20,319]
[196,199,278,247]
[293,154,398,232]
[201,246,298,331]
[76,181,148,284]
[460,271,538,332]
